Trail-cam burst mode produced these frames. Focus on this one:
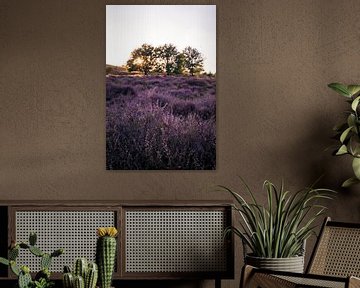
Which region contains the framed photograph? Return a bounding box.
[106,5,216,170]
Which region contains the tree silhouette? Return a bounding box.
[126,44,206,76]
[173,53,186,75]
[183,46,204,76]
[157,44,178,75]
[127,44,157,75]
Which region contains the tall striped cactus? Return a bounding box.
[96,227,118,288]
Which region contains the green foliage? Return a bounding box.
[127,44,157,75]
[0,232,63,288]
[183,46,204,76]
[328,82,360,187]
[219,178,335,258]
[126,43,207,76]
[157,44,178,75]
[174,53,186,75]
[32,278,54,288]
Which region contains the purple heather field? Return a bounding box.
[106,75,216,170]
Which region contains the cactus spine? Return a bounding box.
[96,227,118,288]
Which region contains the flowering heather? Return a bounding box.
[106,75,216,170]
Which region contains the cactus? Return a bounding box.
[0,232,64,288]
[74,275,85,288]
[18,269,32,288]
[85,263,98,288]
[63,272,74,288]
[35,268,50,281]
[29,245,44,257]
[96,227,118,288]
[41,253,52,270]
[9,246,19,260]
[63,260,98,288]
[74,258,88,279]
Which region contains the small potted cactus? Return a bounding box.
[96,227,118,288]
[0,232,64,288]
[63,258,98,288]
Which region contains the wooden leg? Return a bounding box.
[215,278,221,288]
[240,265,255,288]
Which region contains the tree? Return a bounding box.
[127,44,157,75]
[173,53,186,75]
[157,44,178,75]
[183,46,204,76]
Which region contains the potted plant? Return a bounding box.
[219,179,334,273]
[328,83,360,187]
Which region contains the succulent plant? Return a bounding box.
[62,259,98,288]
[0,232,63,288]
[96,227,118,288]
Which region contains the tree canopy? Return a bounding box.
[126,43,206,76]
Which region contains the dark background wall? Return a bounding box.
[1,0,360,287]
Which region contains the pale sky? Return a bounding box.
[106,5,216,73]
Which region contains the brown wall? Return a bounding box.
[1,0,360,287]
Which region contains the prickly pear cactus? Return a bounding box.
[0,232,63,288]
[96,227,118,288]
[40,253,52,270]
[29,232,37,246]
[18,267,32,288]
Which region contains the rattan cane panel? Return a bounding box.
[310,226,360,277]
[15,211,115,272]
[277,275,345,288]
[125,210,227,273]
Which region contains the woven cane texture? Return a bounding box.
[15,211,115,272]
[125,210,227,272]
[277,275,345,288]
[248,273,297,288]
[309,226,360,277]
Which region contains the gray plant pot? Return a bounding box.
[245,254,305,273]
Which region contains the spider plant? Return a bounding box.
[220,179,334,258]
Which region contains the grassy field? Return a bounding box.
[106,75,216,170]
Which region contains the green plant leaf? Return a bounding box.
[347,114,356,129]
[0,257,9,266]
[352,157,360,179]
[347,85,360,97]
[352,96,360,111]
[342,177,360,188]
[340,126,353,143]
[328,83,351,97]
[336,145,348,155]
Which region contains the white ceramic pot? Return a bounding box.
[245,254,305,273]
